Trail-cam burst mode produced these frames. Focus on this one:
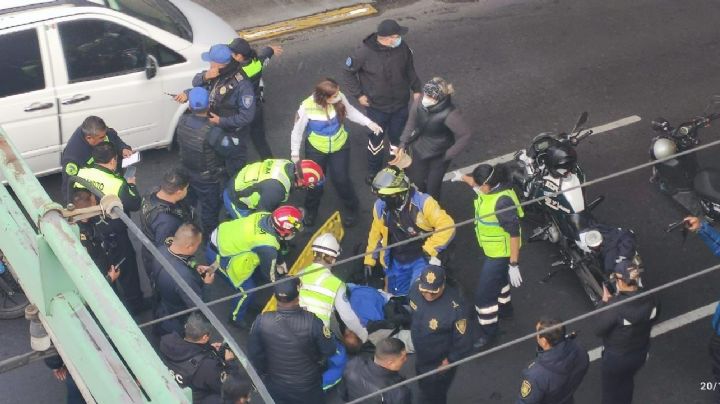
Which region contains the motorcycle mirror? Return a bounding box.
[571,112,589,133]
[651,118,669,131]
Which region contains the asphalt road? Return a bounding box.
[3,0,720,403]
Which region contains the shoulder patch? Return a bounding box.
[65,162,79,176]
[409,300,417,311]
[242,95,254,109]
[455,319,467,335]
[322,325,332,339]
[345,57,353,67]
[521,380,532,398]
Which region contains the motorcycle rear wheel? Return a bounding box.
[0,272,29,320]
[576,261,603,308]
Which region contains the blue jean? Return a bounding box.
[386,256,428,296]
[474,256,511,338]
[223,188,251,219]
[365,106,409,176]
[322,339,347,391]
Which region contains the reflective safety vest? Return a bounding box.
[216,213,280,287]
[299,262,343,325]
[240,59,262,80]
[474,189,524,258]
[302,95,348,154]
[73,166,125,196]
[231,159,293,209]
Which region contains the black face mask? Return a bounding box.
[218,60,239,77]
[381,193,406,210]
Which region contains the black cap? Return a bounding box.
[229,38,253,57]
[612,260,642,282]
[418,265,445,293]
[377,19,408,37]
[274,277,300,302]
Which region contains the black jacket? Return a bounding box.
[154,247,208,335]
[61,126,130,202]
[595,224,637,274]
[177,114,225,183]
[159,332,238,403]
[517,339,589,404]
[140,192,195,246]
[595,291,660,354]
[342,33,422,113]
[339,355,411,404]
[247,305,335,392]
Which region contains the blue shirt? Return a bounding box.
[347,284,387,326]
[699,222,720,334]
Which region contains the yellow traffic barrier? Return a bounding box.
[263,211,344,312]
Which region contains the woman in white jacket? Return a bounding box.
[290,78,382,227]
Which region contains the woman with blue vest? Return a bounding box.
[290,78,383,227]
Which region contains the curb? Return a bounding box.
[237,3,378,42]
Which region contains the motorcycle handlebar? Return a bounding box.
[570,130,593,145]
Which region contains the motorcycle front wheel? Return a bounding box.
[576,261,603,308]
[0,271,29,320]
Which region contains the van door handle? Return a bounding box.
[61,94,91,105]
[24,102,54,112]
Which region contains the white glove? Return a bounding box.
[428,256,441,266]
[508,264,523,287]
[290,154,300,164]
[368,122,383,135]
[450,170,463,182]
[276,262,288,275]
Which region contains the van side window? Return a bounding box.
[0,29,45,98]
[145,37,186,67]
[59,19,146,83]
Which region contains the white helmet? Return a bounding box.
[312,233,341,257]
[579,230,603,249]
[652,137,677,160]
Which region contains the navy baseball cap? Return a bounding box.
[612,260,642,282]
[188,87,209,111]
[418,265,445,293]
[274,277,300,302]
[201,44,232,64]
[229,38,253,57]
[377,19,408,37]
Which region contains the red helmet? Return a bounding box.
[271,205,304,239]
[295,160,324,188]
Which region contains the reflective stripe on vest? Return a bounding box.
[74,167,124,196]
[299,263,343,325]
[474,189,524,258]
[302,95,348,154]
[232,160,292,208]
[216,213,280,286]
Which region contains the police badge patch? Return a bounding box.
[520,380,532,398]
[242,95,254,109]
[455,319,467,335]
[323,325,332,338]
[65,162,79,176]
[429,318,438,330]
[345,57,353,67]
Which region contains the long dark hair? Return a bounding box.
[313,78,346,123]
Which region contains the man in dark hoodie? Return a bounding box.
[342,19,422,184]
[159,312,240,403]
[595,261,659,404]
[517,318,589,404]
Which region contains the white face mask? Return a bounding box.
[327,95,341,104]
[390,37,402,48]
[421,96,438,108]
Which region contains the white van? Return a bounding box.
[0,0,237,176]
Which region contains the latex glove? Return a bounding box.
[290,154,300,164]
[508,264,523,287]
[368,122,383,135]
[450,170,463,182]
[428,256,441,266]
[276,262,288,275]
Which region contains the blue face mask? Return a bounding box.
[391,37,402,48]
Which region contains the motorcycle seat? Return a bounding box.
[694,169,720,204]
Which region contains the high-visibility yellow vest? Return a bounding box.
[299,262,343,325]
[231,159,292,209]
[74,166,125,196]
[474,189,524,258]
[241,59,262,79]
[302,95,348,154]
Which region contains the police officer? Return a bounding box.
[596,261,659,404]
[154,223,216,335]
[365,166,455,296]
[579,224,637,274]
[140,168,194,288]
[208,205,303,328]
[177,44,256,176]
[159,312,240,403]
[342,19,422,184]
[298,233,367,390]
[223,158,324,219]
[72,142,144,314]
[517,318,589,404]
[228,38,283,160]
[61,115,132,202]
[462,163,524,349]
[247,277,336,404]
[176,86,224,233]
[409,266,472,404]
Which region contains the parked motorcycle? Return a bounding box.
[649,96,720,221]
[0,253,29,319]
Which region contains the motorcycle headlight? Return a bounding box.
[679,125,690,135]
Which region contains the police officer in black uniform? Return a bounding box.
[61,115,132,202]
[228,38,283,160]
[247,277,336,404]
[596,261,659,404]
[517,318,589,404]
[159,312,240,403]
[408,265,473,404]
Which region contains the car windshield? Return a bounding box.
[104,0,192,41]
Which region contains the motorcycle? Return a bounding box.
[649,96,720,221]
[508,112,611,306]
[0,253,29,319]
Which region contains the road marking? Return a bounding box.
[587,301,717,362]
[442,115,643,181]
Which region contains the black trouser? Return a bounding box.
[249,102,273,159]
[304,143,358,214]
[186,179,223,235]
[601,348,648,404]
[365,106,409,177]
[266,382,325,404]
[406,152,451,201]
[417,365,457,404]
[104,225,143,312]
[224,132,248,178]
[709,333,720,403]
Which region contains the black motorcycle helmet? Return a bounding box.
[544,143,577,178]
[371,166,411,209]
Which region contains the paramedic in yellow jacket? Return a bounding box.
[364,166,455,295]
